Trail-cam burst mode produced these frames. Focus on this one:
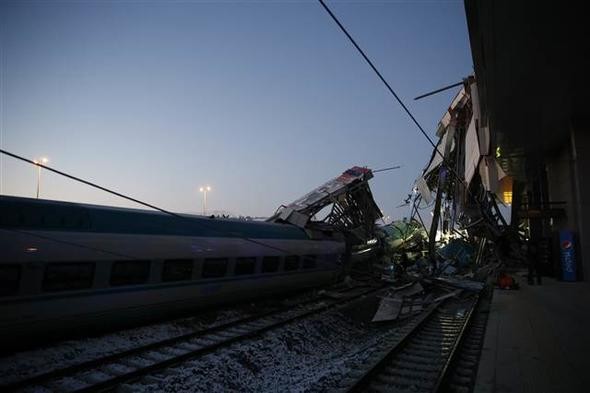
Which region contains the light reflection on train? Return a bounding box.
[0,196,345,349]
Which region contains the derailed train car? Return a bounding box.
[0,196,345,349]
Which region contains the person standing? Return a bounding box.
[527,240,542,285]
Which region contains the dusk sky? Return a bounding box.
[0,0,472,220]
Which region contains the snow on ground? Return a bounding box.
[0,283,382,390]
[0,286,329,385]
[0,307,253,384]
[131,296,411,392]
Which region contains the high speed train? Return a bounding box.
[0,195,345,349]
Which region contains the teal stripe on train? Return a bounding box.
[0,196,308,240]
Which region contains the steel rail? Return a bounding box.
[432,294,481,392]
[341,294,479,393]
[74,285,383,393]
[341,299,446,392]
[5,285,381,392]
[436,292,488,392]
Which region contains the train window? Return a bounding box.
[162,259,193,282]
[284,255,300,271]
[43,262,95,292]
[302,255,317,269]
[0,208,19,226]
[0,264,21,296]
[262,256,280,273]
[61,213,90,229]
[202,258,228,278]
[110,260,151,286]
[235,257,256,275]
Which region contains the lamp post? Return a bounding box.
[33,157,49,198]
[199,186,211,215]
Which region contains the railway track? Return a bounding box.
[439,289,492,393]
[335,292,480,393]
[3,283,382,392]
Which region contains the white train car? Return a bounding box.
[0,196,344,349]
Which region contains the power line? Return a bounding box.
[315,0,501,245]
[317,0,438,150]
[316,0,483,210]
[0,149,182,218]
[0,149,313,258]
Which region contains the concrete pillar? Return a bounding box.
[570,120,590,281]
[544,121,590,281]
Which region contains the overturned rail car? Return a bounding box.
[0,196,344,349]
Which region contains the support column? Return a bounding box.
[570,120,590,281]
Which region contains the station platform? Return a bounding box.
[475,274,590,393]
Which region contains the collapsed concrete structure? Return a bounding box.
[464,1,589,281]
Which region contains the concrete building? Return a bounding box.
[464,1,590,281]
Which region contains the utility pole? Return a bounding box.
[199,186,211,215]
[428,126,456,270]
[34,157,48,198]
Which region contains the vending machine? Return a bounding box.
[559,230,576,281]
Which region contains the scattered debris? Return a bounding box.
[433,289,463,302]
[433,277,485,292]
[371,295,403,322]
[379,219,428,254]
[394,281,424,297]
[496,272,520,290]
[438,239,475,269]
[371,281,431,323]
[321,291,347,299]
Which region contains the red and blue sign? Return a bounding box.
[559,230,576,281]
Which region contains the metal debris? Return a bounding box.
[371,295,403,322]
[433,289,463,302]
[433,277,484,292]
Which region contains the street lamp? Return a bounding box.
[199,186,211,215]
[33,157,49,198]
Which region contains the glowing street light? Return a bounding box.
[199,185,211,215]
[33,157,49,198]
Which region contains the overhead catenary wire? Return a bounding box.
[0,149,182,218]
[0,149,310,258]
[316,0,439,151]
[315,1,486,237]
[2,6,483,254]
[317,0,503,241]
[316,0,471,192]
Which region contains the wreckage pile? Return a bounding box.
[370,277,483,324]
[371,219,492,284]
[362,77,525,292]
[288,78,523,301]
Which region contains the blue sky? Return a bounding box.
[0,0,472,219]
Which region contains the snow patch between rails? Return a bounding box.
[0,309,249,384]
[131,310,404,392]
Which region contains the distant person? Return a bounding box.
[527,240,542,285]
